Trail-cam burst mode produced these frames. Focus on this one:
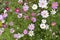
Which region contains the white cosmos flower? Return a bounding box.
[0,28,4,32]
[10,28,15,33]
[4,10,7,13]
[28,31,34,37]
[17,13,22,18]
[40,23,49,30]
[41,10,49,18]
[40,23,46,29]
[0,28,4,35]
[38,0,48,8]
[42,19,46,23]
[51,9,56,15]
[32,4,38,10]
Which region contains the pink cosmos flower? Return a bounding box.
[14,34,20,39]
[31,17,36,22]
[51,22,56,26]
[2,13,8,18]
[28,23,35,30]
[5,7,10,11]
[10,28,15,33]
[52,2,58,9]
[9,21,14,26]
[24,16,30,20]
[31,12,35,16]
[23,29,28,34]
[0,15,4,21]
[23,4,29,12]
[15,8,20,13]
[14,33,24,39]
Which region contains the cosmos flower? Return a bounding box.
[41,10,49,18]
[9,21,14,26]
[18,0,23,4]
[40,23,46,29]
[41,19,46,24]
[51,22,56,26]
[5,7,10,11]
[17,13,22,18]
[23,3,29,12]
[40,23,49,29]
[0,15,4,21]
[4,10,7,13]
[31,17,36,22]
[14,33,24,39]
[2,13,8,18]
[31,12,35,16]
[51,9,56,14]
[24,16,30,20]
[23,29,28,34]
[15,8,20,13]
[52,2,58,9]
[10,28,15,33]
[28,31,34,37]
[14,33,21,39]
[32,4,38,10]
[38,0,48,8]
[0,0,59,39]
[0,28,4,35]
[28,23,35,30]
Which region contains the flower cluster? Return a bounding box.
[0,0,59,40]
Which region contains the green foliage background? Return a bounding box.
[0,0,60,40]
